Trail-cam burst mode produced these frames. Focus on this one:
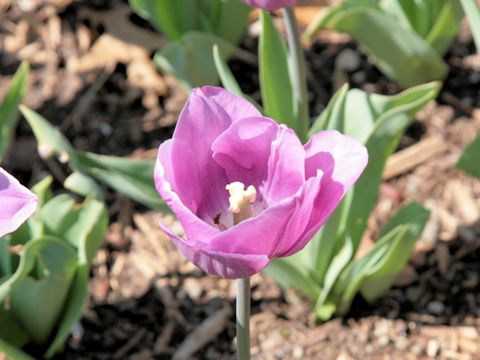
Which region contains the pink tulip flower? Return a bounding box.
[155,87,368,279]
[0,168,37,237]
[241,0,297,11]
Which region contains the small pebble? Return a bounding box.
[426,339,439,357]
[335,48,361,72]
[427,301,445,315]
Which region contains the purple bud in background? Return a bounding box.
[154,87,368,279]
[0,168,37,237]
[241,0,297,11]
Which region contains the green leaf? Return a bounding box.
[264,256,321,300]
[461,0,480,52]
[0,337,35,360]
[128,0,194,40]
[309,83,349,135]
[344,82,440,249]
[457,134,480,178]
[9,237,78,344]
[21,107,167,211]
[31,176,54,207]
[214,0,250,45]
[314,3,448,86]
[212,45,262,111]
[45,264,88,358]
[75,152,169,212]
[154,31,235,88]
[64,171,103,200]
[359,202,429,301]
[20,105,77,164]
[259,11,296,131]
[0,306,30,348]
[334,226,408,315]
[0,238,11,277]
[0,62,29,161]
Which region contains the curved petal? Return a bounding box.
[208,197,296,257]
[212,116,277,189]
[304,130,368,188]
[155,142,220,242]
[160,223,270,279]
[262,125,305,204]
[170,88,233,221]
[198,86,261,122]
[0,168,37,237]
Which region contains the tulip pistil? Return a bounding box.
[226,181,257,225]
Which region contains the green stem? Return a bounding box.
[282,7,309,142]
[236,277,251,360]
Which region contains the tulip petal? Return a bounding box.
[212,116,277,190]
[304,130,368,188]
[155,142,220,242]
[197,86,261,122]
[262,125,305,204]
[171,89,233,221]
[160,223,270,279]
[0,168,37,237]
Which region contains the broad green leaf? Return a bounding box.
[20,105,77,165]
[128,0,194,40]
[64,171,103,200]
[21,107,167,211]
[154,31,235,88]
[0,62,29,161]
[0,306,30,348]
[334,226,407,315]
[45,264,88,358]
[309,83,349,135]
[259,11,296,131]
[0,238,11,277]
[360,202,429,301]
[461,0,480,52]
[264,256,321,300]
[0,337,34,360]
[214,0,250,45]
[345,82,440,249]
[10,237,77,344]
[31,176,54,207]
[457,134,480,179]
[318,5,448,87]
[75,152,169,212]
[424,0,463,54]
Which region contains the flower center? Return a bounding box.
[226,181,257,225]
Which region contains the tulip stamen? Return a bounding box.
[226,181,257,225]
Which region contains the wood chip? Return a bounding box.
[384,136,448,179]
[172,305,233,360]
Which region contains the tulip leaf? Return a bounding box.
[0,306,30,348]
[45,263,88,358]
[259,11,296,132]
[309,83,349,136]
[32,176,54,207]
[128,0,193,40]
[214,0,250,45]
[64,171,103,200]
[359,202,429,301]
[457,134,480,179]
[154,31,235,88]
[345,82,440,250]
[213,45,262,111]
[21,106,168,211]
[0,62,29,162]
[264,256,321,300]
[0,337,34,360]
[0,238,11,277]
[10,236,78,344]
[309,1,448,87]
[75,152,169,212]
[461,0,480,52]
